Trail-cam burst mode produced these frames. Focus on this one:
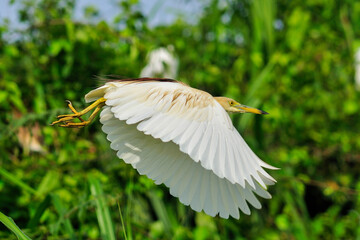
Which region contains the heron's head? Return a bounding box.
[214,97,268,114]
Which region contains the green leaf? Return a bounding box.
[0,211,32,240]
[88,175,116,240]
[0,169,36,194]
[36,171,60,197]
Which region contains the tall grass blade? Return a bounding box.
[284,190,311,239]
[27,195,51,229]
[0,211,32,240]
[251,0,276,59]
[239,60,275,131]
[117,202,128,240]
[125,179,134,240]
[0,169,36,194]
[245,59,275,104]
[147,190,172,234]
[88,176,116,240]
[51,193,76,239]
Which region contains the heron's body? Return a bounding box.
[52,78,277,219]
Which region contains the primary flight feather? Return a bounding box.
[52,77,277,219]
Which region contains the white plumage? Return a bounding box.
[84,79,277,219]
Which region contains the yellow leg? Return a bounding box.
[51,97,106,128]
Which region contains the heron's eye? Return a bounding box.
[229,101,234,106]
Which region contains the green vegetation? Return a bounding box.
[1,0,360,239]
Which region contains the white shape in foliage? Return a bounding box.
[140,45,179,78]
[355,47,360,91]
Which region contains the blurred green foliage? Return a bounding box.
[1,0,360,239]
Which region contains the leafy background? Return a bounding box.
[1,0,360,239]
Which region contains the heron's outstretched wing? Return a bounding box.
[100,106,272,218]
[85,79,276,189]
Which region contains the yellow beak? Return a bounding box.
[235,104,269,114]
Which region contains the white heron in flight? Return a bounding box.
[52,78,277,219]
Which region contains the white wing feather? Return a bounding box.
[100,106,272,218]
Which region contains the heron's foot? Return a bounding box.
[51,97,106,128]
[58,120,92,128]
